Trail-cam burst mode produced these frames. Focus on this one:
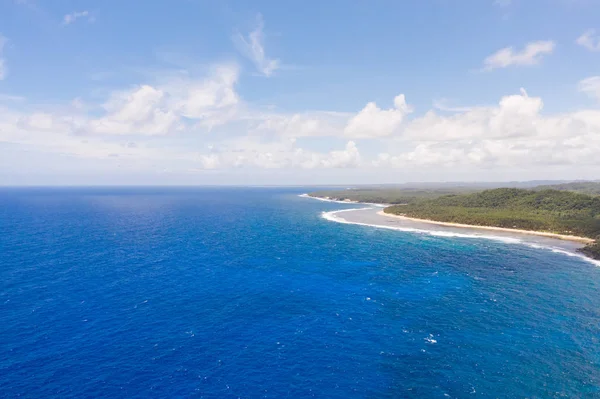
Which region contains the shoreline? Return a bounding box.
[378,211,594,244]
[301,194,389,207]
[302,194,599,265]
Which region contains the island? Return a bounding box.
[309,184,600,261]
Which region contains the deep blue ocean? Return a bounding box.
[1,187,600,398]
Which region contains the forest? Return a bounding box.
[385,188,600,260]
[310,185,600,260]
[534,182,600,196]
[307,187,480,204]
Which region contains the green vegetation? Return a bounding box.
[534,182,600,196]
[307,187,479,204]
[382,188,600,260]
[310,185,600,260]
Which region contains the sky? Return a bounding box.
[0,0,599,185]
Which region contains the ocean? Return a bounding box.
[1,187,599,398]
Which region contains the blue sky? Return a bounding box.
[0,0,599,185]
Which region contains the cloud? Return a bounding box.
[402,88,544,142]
[251,110,349,138]
[200,154,220,169]
[0,93,25,102]
[483,40,555,70]
[494,0,512,6]
[89,85,180,135]
[172,64,240,121]
[63,10,92,25]
[321,141,361,168]
[576,29,600,52]
[433,98,474,113]
[0,34,7,80]
[196,139,361,170]
[376,88,600,169]
[88,64,240,135]
[252,95,413,140]
[579,76,600,101]
[344,94,412,138]
[1,55,600,176]
[234,14,280,77]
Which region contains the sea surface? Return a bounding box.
[1,187,599,398]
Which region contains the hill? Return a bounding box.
[534,182,600,196]
[384,188,600,260]
[307,187,481,205]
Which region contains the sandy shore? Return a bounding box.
[377,211,594,244]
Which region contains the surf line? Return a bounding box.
[319,207,600,267]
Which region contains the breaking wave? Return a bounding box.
[321,208,600,267]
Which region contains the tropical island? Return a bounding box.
[309,183,600,261]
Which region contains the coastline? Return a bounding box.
[378,211,594,244]
[300,194,388,207]
[300,195,600,266]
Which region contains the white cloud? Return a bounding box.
[433,98,474,113]
[63,10,92,25]
[0,34,7,80]
[89,85,179,135]
[251,111,349,138]
[377,88,600,169]
[200,154,220,169]
[402,89,546,142]
[2,57,600,177]
[483,40,555,70]
[321,141,361,168]
[234,14,280,77]
[579,76,600,101]
[344,94,412,138]
[173,65,240,121]
[576,29,600,52]
[88,64,240,135]
[176,138,361,171]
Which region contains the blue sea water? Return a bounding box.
[1,187,599,398]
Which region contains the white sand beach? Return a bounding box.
[377,211,594,244]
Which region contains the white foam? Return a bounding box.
[424,334,437,344]
[322,208,522,244]
[299,193,358,204]
[299,193,387,207]
[321,208,600,267]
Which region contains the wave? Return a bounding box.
[298,193,356,204]
[299,193,387,207]
[321,208,600,267]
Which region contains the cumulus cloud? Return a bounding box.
[173,65,240,121]
[576,29,600,52]
[321,141,361,168]
[344,94,412,138]
[377,88,600,169]
[234,14,280,77]
[579,76,600,101]
[87,64,240,135]
[402,88,545,143]
[2,60,600,176]
[483,40,555,70]
[63,11,92,25]
[89,85,179,135]
[0,34,7,80]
